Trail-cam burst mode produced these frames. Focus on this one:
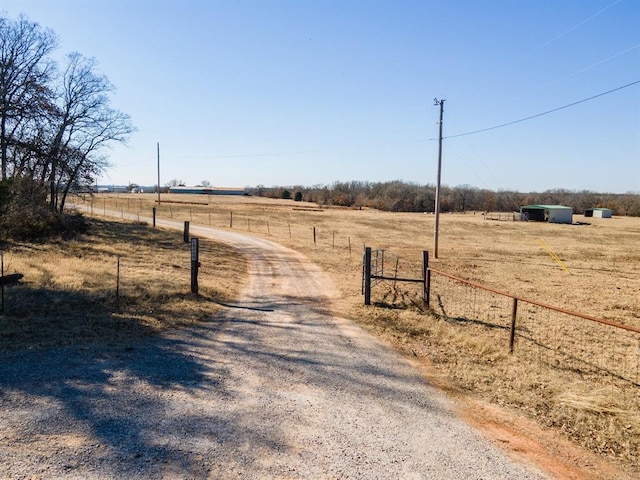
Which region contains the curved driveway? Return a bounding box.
[0,218,550,479]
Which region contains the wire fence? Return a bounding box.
[75,195,640,388]
[429,268,640,387]
[75,195,365,256]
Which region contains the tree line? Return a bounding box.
[250,181,640,217]
[0,14,133,239]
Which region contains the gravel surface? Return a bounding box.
[0,221,551,479]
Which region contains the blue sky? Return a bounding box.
[3,0,639,193]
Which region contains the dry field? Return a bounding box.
[0,218,247,352]
[80,193,639,323]
[10,192,640,476]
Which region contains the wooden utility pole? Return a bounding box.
[433,99,445,259]
[157,142,161,204]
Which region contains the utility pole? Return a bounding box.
[433,98,445,259]
[157,142,161,205]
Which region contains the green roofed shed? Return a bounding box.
[520,205,573,224]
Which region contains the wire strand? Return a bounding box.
[445,79,640,140]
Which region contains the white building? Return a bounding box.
[584,208,612,218]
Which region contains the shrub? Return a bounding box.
[0,177,89,242]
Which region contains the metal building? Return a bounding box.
[520,204,573,224]
[584,208,612,218]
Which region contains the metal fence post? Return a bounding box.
[191,237,199,295]
[422,250,429,306]
[364,247,372,305]
[509,298,518,353]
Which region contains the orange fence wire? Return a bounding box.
[428,267,640,387]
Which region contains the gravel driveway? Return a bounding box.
[0,221,550,479]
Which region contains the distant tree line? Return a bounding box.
[249,181,640,217]
[0,14,133,240]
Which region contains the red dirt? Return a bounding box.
[404,354,636,480]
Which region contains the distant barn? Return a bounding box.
[168,186,247,196]
[584,207,612,218]
[520,204,573,224]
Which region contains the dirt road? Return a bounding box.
[0,221,550,479]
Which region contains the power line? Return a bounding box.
[445,79,640,140]
[163,145,361,160]
[507,43,640,104]
[444,138,524,212]
[533,0,624,53]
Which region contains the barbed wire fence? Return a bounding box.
[76,195,640,390]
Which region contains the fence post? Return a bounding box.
[191,237,199,295]
[364,247,372,305]
[152,207,156,227]
[313,227,316,245]
[116,254,121,301]
[509,298,518,353]
[422,250,429,306]
[393,258,399,288]
[183,221,190,243]
[230,211,233,228]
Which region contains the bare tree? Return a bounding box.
[46,52,134,211]
[0,14,57,180]
[166,179,185,187]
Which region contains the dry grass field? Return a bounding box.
[5,192,640,476]
[0,218,247,352]
[81,192,638,323]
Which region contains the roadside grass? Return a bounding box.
[39,194,640,475]
[0,218,247,352]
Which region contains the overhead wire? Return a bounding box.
[160,78,639,160]
[438,0,635,193]
[444,79,640,140]
[506,42,640,104]
[121,78,638,165]
[530,0,625,54]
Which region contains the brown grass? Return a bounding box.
[0,218,247,352]
[36,193,640,475]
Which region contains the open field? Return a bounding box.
[78,192,640,474]
[0,219,247,352]
[80,193,639,325]
[6,192,640,476]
